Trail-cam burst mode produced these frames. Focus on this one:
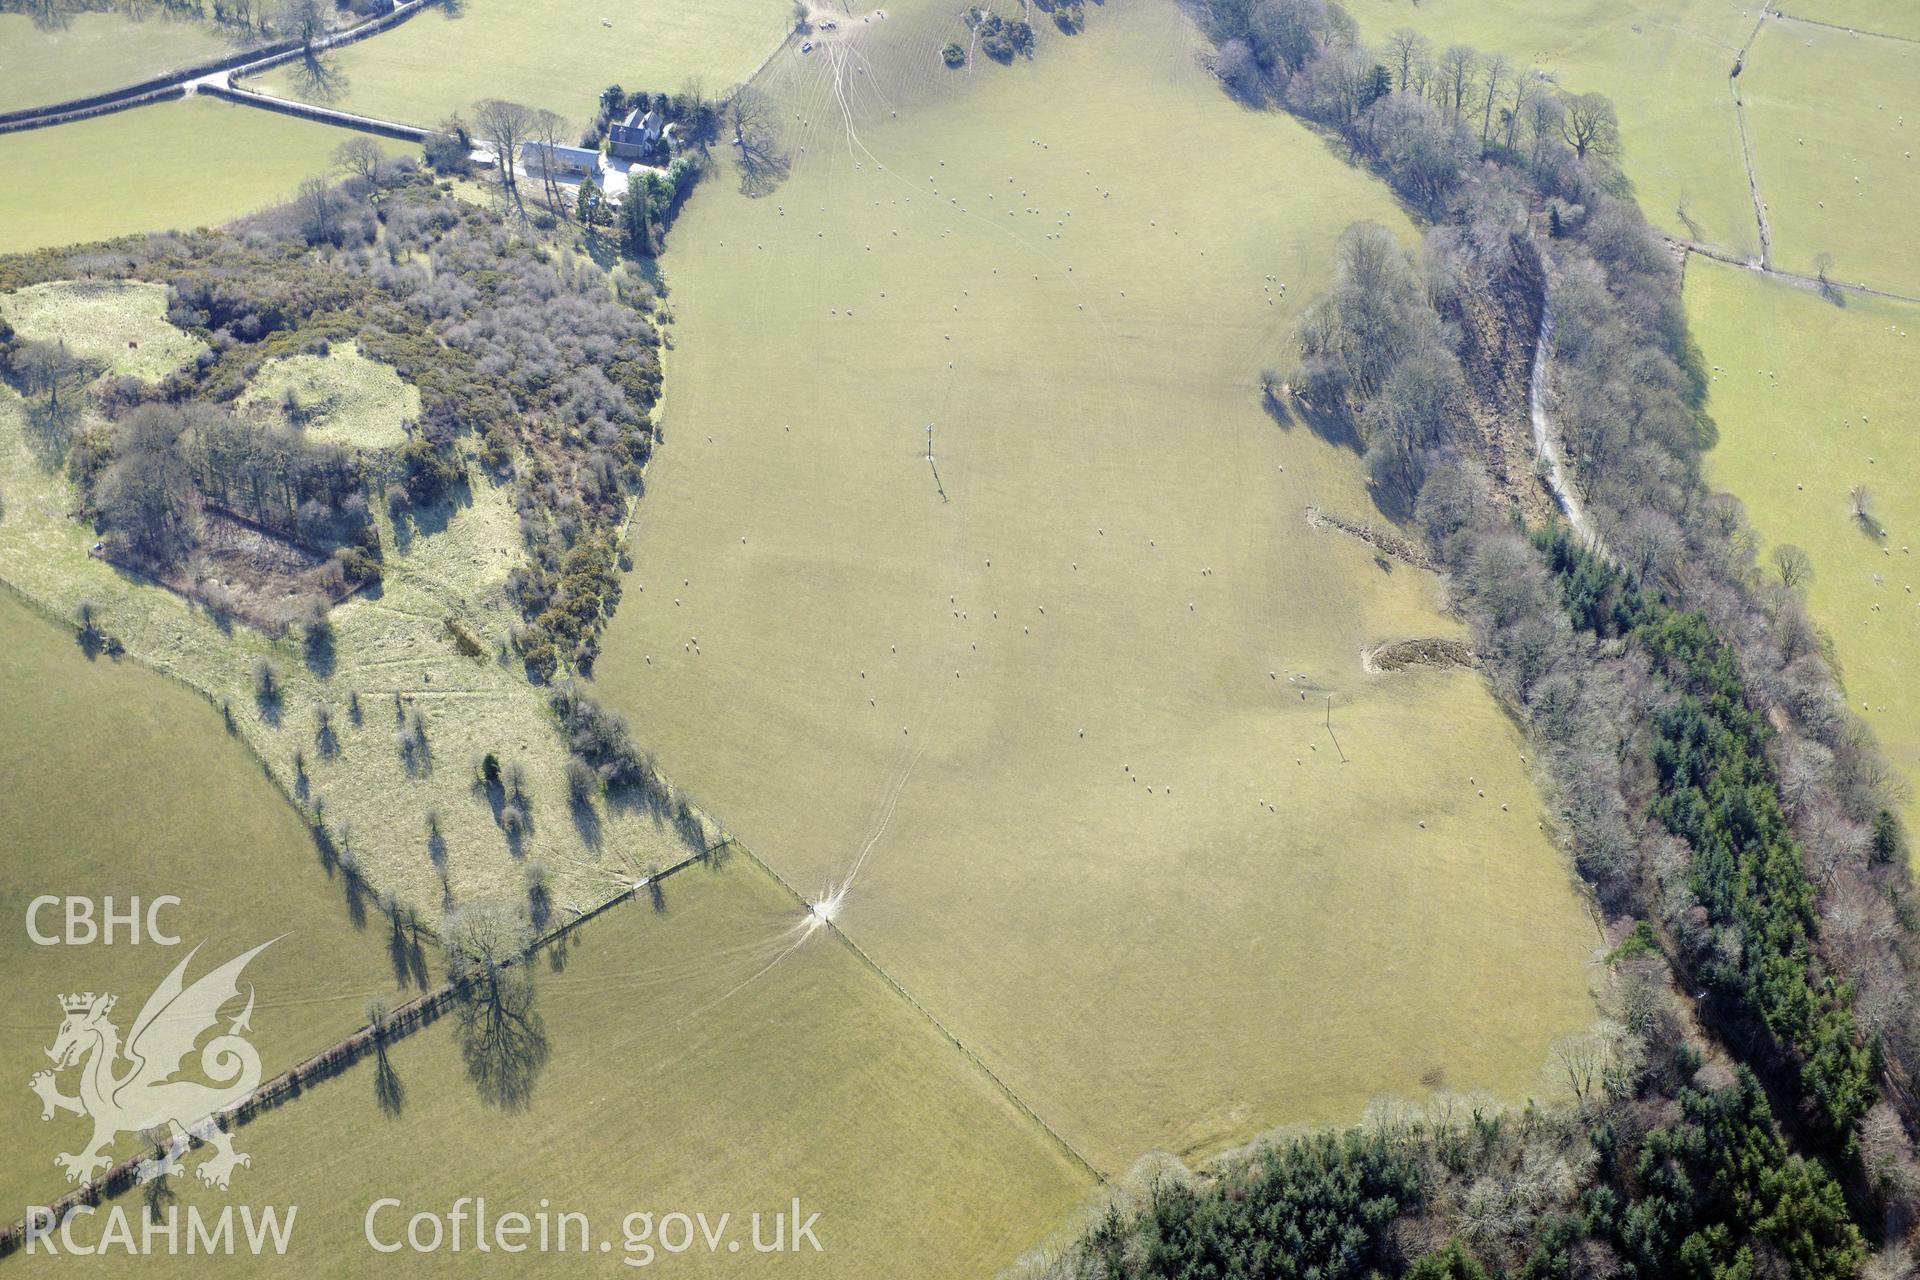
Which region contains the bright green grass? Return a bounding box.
[8,857,1094,1276]
[1689,257,1920,839]
[0,280,203,382]
[592,0,1600,1175]
[238,342,419,449]
[0,590,422,1215]
[1742,19,1920,295]
[1346,0,1758,257]
[0,98,395,254]
[0,11,242,114]
[249,0,792,131]
[0,366,691,924]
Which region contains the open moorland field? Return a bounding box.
[1689,258,1920,834]
[0,282,694,919]
[593,0,1600,1175]
[250,0,791,131]
[0,590,417,1216]
[0,10,242,114]
[0,98,399,254]
[6,858,1093,1278]
[1742,18,1919,294]
[1346,0,1758,259]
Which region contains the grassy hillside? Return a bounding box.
[0,11,242,114]
[249,0,791,129]
[1794,0,1920,40]
[0,98,398,253]
[1690,258,1920,838]
[0,590,420,1215]
[1742,19,1919,294]
[6,857,1094,1277]
[593,0,1600,1174]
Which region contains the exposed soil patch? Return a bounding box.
[1440,235,1561,525]
[1362,635,1478,674]
[1303,504,1436,570]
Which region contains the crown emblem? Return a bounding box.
[59,992,113,1016]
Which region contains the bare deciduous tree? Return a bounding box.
[294,176,341,245]
[472,98,535,202]
[1384,27,1429,92]
[528,109,573,217]
[1560,91,1619,160]
[1772,543,1813,589]
[724,86,788,196]
[333,136,384,186]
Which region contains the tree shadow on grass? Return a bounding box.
[304,625,336,679]
[22,398,87,470]
[457,976,550,1113]
[373,1041,405,1117]
[1264,384,1363,454]
[284,51,351,104]
[388,911,429,990]
[569,795,603,851]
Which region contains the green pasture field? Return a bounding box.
[1741,18,1920,295]
[1346,0,1759,259]
[7,857,1094,1277]
[237,343,420,450]
[0,98,395,254]
[249,0,792,132]
[0,282,694,926]
[0,280,204,381]
[1791,0,1920,41]
[0,11,243,115]
[0,590,419,1215]
[592,0,1601,1175]
[1688,257,1920,838]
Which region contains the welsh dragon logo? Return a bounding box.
[30,939,277,1190]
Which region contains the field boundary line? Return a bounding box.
[1664,236,1920,305]
[1729,12,1773,271]
[0,844,716,1256]
[0,0,436,136]
[1773,9,1920,46]
[716,838,1108,1184]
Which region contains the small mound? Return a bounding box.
[1364,636,1478,673]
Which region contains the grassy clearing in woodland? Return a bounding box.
[0,591,418,1215]
[0,280,204,382]
[1741,19,1920,295]
[0,10,243,114]
[236,343,420,451]
[4,857,1094,1278]
[1345,0,1758,258]
[250,0,792,128]
[1690,258,1920,838]
[0,99,399,254]
[594,0,1599,1174]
